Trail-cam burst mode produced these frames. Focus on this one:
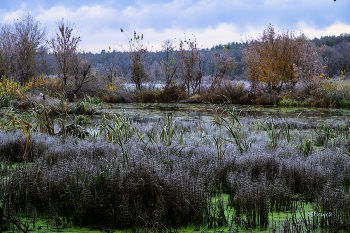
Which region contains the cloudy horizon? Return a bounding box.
[1,0,349,53]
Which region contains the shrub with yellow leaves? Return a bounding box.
[33,76,64,96]
[0,76,33,107]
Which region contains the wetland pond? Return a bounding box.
[91,103,350,125]
[2,103,350,233]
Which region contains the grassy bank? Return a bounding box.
[4,75,350,109]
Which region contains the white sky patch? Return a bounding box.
[1,3,27,23]
[85,23,267,53]
[13,4,259,52]
[35,5,117,33]
[265,0,328,6]
[298,21,350,39]
[1,1,349,53]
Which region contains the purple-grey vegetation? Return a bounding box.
[1,108,350,232]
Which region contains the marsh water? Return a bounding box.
[92,103,350,124]
[3,103,350,233]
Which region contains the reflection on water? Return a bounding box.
[94,103,350,125]
[81,103,350,135]
[100,103,215,123]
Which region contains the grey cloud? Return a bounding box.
[1,0,350,51]
[3,0,350,33]
[94,0,350,34]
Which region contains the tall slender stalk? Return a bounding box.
[100,111,134,165]
[214,107,250,154]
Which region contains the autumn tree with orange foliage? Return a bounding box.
[243,25,324,94]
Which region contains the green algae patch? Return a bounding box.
[194,194,332,233]
[0,199,319,233]
[1,218,113,233]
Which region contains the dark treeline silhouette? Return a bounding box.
[311,33,350,47]
[311,33,350,78]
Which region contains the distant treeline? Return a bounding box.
[91,34,350,81]
[91,45,243,82]
[311,33,350,78]
[0,13,349,91]
[2,15,350,107]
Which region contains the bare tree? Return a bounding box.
[294,40,325,94]
[98,52,120,84]
[36,45,53,76]
[208,48,235,90]
[335,40,350,73]
[161,39,178,90]
[68,52,93,100]
[48,19,80,86]
[177,37,202,94]
[121,29,148,91]
[0,23,16,78]
[11,14,46,84]
[48,19,95,100]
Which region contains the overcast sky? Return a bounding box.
[1,0,349,53]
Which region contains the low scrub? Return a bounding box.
[132,84,188,103]
[201,81,246,104]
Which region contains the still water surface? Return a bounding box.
[96,103,350,124]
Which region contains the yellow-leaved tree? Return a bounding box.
[243,25,324,94]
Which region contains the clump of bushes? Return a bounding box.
[132,84,188,103]
[0,76,33,108]
[201,81,246,104]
